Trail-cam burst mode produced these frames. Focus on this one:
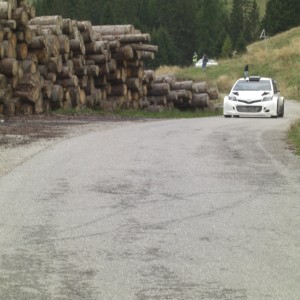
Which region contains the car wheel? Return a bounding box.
[278,104,284,118]
[224,115,231,118]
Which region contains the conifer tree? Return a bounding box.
[221,34,233,58]
[229,0,245,49]
[244,0,261,43]
[263,0,300,35]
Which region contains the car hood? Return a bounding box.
[231,91,272,100]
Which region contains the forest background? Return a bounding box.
[31,0,300,68]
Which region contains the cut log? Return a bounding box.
[92,24,135,35]
[16,43,28,60]
[149,83,170,96]
[140,51,155,60]
[86,65,99,77]
[127,66,144,78]
[14,88,40,103]
[143,70,156,83]
[130,43,158,53]
[56,75,79,88]
[3,97,21,115]
[62,18,73,34]
[34,94,44,114]
[16,27,33,44]
[147,95,167,106]
[42,80,53,99]
[172,81,193,91]
[126,77,142,91]
[47,35,60,56]
[191,93,210,108]
[102,33,151,43]
[47,55,63,73]
[112,45,134,61]
[155,74,176,85]
[0,74,7,89]
[94,76,107,88]
[29,15,63,27]
[58,35,70,54]
[192,82,208,93]
[46,72,57,82]
[67,86,81,107]
[28,35,47,50]
[0,1,12,20]
[177,89,193,100]
[20,60,36,74]
[0,58,19,76]
[207,88,219,100]
[109,83,127,96]
[32,47,51,64]
[12,7,28,27]
[69,38,85,55]
[167,91,179,102]
[0,19,16,30]
[84,76,95,95]
[86,54,106,64]
[51,84,64,102]
[1,40,16,59]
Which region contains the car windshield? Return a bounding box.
[233,80,272,91]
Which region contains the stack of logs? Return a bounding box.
[0,0,218,115]
[144,72,219,111]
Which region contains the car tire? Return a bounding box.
[224,115,231,118]
[278,104,284,118]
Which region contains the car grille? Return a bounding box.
[238,99,262,104]
[236,106,262,113]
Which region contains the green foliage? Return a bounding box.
[33,0,298,64]
[288,120,300,155]
[148,27,178,68]
[262,0,300,35]
[222,34,233,58]
[244,0,261,42]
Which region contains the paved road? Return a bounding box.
[1,101,300,300]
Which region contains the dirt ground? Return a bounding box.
[0,113,139,177]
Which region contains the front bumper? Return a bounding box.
[223,99,277,117]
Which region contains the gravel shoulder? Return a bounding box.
[0,114,141,177]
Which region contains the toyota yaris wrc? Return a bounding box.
[223,76,285,118]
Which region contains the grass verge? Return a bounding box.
[52,108,222,119]
[288,120,300,155]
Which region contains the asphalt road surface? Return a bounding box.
[1,101,300,300]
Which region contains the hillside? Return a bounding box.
[171,26,300,101]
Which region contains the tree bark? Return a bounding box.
[0,1,12,20]
[0,58,19,76]
[29,15,63,27]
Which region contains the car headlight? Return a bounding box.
[228,95,237,101]
[262,96,273,102]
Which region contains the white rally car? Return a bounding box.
[223,76,285,118]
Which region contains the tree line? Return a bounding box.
[32,0,300,67]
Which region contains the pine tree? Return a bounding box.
[149,27,177,68]
[244,0,261,43]
[229,0,246,49]
[263,0,300,35]
[221,34,233,58]
[195,0,227,58]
